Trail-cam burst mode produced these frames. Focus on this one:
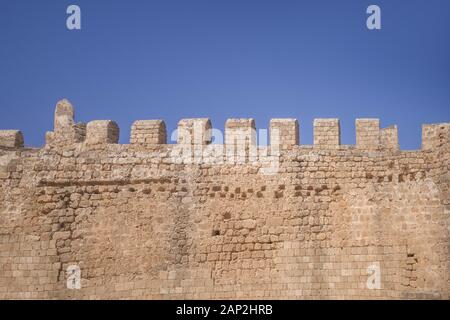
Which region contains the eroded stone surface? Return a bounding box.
[0,101,449,300]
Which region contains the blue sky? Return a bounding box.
[0,0,449,149]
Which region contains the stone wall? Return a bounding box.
[0,99,449,299]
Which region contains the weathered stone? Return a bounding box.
[0,100,449,300]
[225,119,257,162]
[0,130,24,148]
[313,118,340,149]
[177,118,212,145]
[422,123,450,150]
[46,99,86,146]
[131,120,166,145]
[270,119,299,149]
[356,118,380,150]
[85,120,119,145]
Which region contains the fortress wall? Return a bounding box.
[0,99,449,299]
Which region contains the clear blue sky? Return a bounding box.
[0,0,449,149]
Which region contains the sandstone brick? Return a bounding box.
[131,120,166,145]
[313,119,340,149]
[86,120,119,145]
[0,101,448,300]
[0,130,24,148]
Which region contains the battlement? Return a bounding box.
[86,120,120,145]
[270,119,299,149]
[313,118,340,149]
[131,120,166,145]
[45,99,86,146]
[178,118,212,145]
[422,123,450,150]
[0,130,24,148]
[0,99,449,300]
[0,99,449,153]
[356,119,399,151]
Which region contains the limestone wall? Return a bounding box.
[0,99,449,299]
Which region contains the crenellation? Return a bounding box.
[46,99,86,147]
[177,118,212,145]
[270,119,299,150]
[225,118,256,144]
[0,99,449,300]
[0,130,24,148]
[380,125,399,151]
[85,120,120,145]
[355,119,400,152]
[356,118,380,150]
[131,120,166,145]
[225,118,257,162]
[422,123,450,150]
[313,119,340,149]
[54,99,75,132]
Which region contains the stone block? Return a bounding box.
[380,125,399,151]
[313,119,340,148]
[270,118,299,149]
[225,119,257,162]
[356,119,380,150]
[177,118,211,145]
[131,120,166,145]
[422,123,450,150]
[54,99,75,133]
[46,99,86,146]
[0,130,24,148]
[225,118,256,145]
[86,120,119,144]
